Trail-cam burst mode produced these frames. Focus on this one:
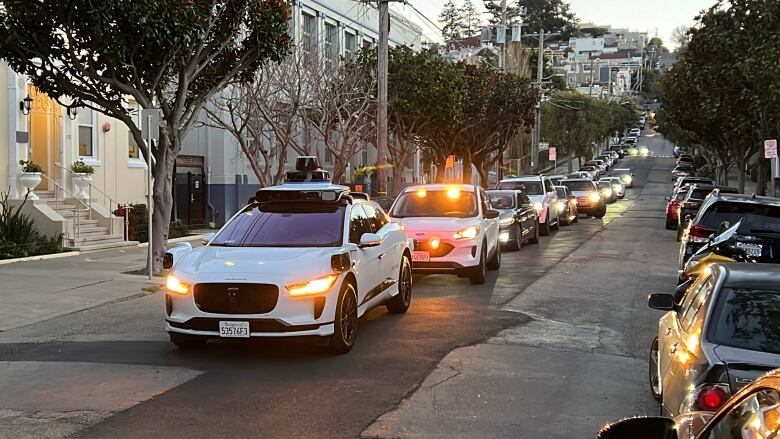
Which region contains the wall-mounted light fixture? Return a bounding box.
[19,96,33,115]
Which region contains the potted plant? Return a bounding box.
[71,160,95,199]
[18,159,43,199]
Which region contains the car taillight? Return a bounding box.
[697,386,729,411]
[687,224,711,243]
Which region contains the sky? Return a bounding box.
[398,0,717,48]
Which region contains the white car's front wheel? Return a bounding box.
[387,255,412,314]
[329,281,359,354]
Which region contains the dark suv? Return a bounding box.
[676,184,738,239]
[679,192,780,272]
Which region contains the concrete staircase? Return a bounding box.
[35,191,138,252]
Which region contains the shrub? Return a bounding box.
[71,160,95,174]
[169,220,189,239]
[0,188,62,259]
[18,160,43,173]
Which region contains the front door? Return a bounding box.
[28,86,61,191]
[188,172,206,226]
[174,155,206,227]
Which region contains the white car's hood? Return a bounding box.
[175,246,340,277]
[393,217,479,238]
[526,194,545,203]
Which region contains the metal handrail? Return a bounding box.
[54,162,118,235]
[39,172,92,242]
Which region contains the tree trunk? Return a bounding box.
[756,159,768,196]
[462,155,473,184]
[736,156,746,194]
[151,133,176,274]
[391,163,405,196]
[475,162,489,188]
[434,156,447,183]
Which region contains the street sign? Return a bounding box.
[539,142,549,151]
[445,155,455,169]
[548,147,557,162]
[765,139,778,159]
[141,108,161,141]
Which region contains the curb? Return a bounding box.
[137,234,204,248]
[0,251,82,266]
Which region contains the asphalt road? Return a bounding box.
[0,133,678,439]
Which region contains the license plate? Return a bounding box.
[219,321,250,338]
[736,242,762,257]
[412,251,430,262]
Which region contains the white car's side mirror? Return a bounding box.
[163,242,193,269]
[359,233,382,248]
[201,232,216,245]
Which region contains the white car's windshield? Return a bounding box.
[390,190,478,218]
[496,181,543,195]
[211,205,345,247]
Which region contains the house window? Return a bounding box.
[128,130,140,159]
[78,109,96,158]
[324,22,339,68]
[325,148,333,164]
[302,12,317,62]
[344,31,357,60]
[361,148,369,166]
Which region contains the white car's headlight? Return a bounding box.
[499,217,516,226]
[453,226,480,240]
[533,202,543,213]
[166,275,190,295]
[589,192,601,202]
[287,274,338,297]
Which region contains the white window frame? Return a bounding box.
[324,20,339,68]
[127,108,147,169]
[344,30,357,60]
[302,11,317,62]
[78,108,100,166]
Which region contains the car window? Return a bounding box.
[518,193,530,205]
[390,190,478,218]
[555,187,566,198]
[700,202,780,233]
[488,193,515,210]
[349,204,372,244]
[703,389,780,439]
[497,181,543,195]
[562,180,595,192]
[679,275,716,331]
[708,288,780,354]
[211,204,345,248]
[544,179,555,192]
[362,204,385,233]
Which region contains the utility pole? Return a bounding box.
[376,0,390,196]
[531,28,544,173]
[588,58,594,96]
[497,0,507,182]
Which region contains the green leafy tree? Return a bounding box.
[461,0,482,36]
[0,0,291,271]
[517,0,577,38]
[483,0,521,26]
[439,0,465,40]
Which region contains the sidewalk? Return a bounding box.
[0,240,197,332]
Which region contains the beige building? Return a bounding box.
[0,62,147,250]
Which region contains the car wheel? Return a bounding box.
[329,281,359,354]
[529,221,540,244]
[468,245,487,285]
[169,332,207,349]
[595,205,606,219]
[487,241,501,270]
[649,337,662,401]
[573,210,579,223]
[665,218,675,230]
[552,213,561,231]
[386,255,412,314]
[539,213,551,236]
[676,226,683,242]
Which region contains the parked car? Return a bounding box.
[579,166,599,180]
[486,190,540,251]
[600,177,626,199]
[163,174,413,353]
[665,186,692,230]
[676,185,739,240]
[554,186,578,225]
[567,171,591,180]
[679,193,780,272]
[585,159,607,176]
[546,174,566,186]
[678,154,695,165]
[389,184,500,285]
[612,168,634,188]
[629,128,641,137]
[496,176,561,236]
[596,154,615,169]
[610,144,626,158]
[599,369,780,439]
[561,178,606,218]
[672,163,695,180]
[598,180,617,203]
[625,137,638,146]
[648,264,780,418]
[673,176,714,195]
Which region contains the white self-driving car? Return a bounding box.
[388,184,500,285]
[163,159,413,354]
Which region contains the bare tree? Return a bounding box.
[672,25,691,51]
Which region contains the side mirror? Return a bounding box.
[359,232,382,248]
[597,416,677,439]
[163,252,174,270]
[201,232,216,245]
[163,242,193,269]
[485,209,500,219]
[648,293,676,311]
